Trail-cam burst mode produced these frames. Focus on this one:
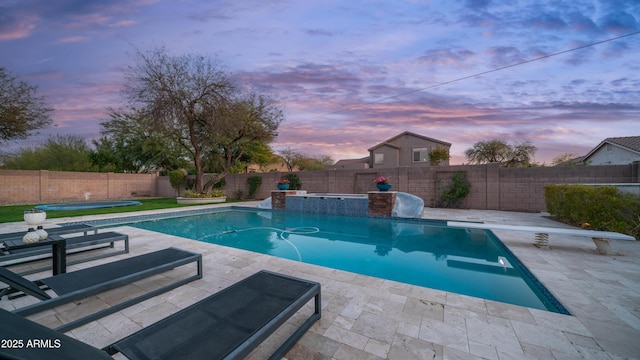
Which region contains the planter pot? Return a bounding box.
[24,210,46,225]
[35,226,48,240]
[277,184,290,190]
[23,228,41,244]
[177,197,226,205]
[376,183,392,191]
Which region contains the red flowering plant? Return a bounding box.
[373,176,390,185]
[276,179,290,185]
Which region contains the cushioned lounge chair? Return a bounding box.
[0,247,202,332]
[0,270,320,360]
[1,231,130,275]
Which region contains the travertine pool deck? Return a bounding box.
[1,204,639,359]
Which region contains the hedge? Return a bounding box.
[544,184,639,239]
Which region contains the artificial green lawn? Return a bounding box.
[0,198,241,224]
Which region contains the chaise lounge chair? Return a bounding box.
[0,247,202,332]
[0,270,321,360]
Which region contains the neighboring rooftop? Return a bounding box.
[367,131,451,152]
[605,136,640,152]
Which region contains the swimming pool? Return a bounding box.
[119,208,568,314]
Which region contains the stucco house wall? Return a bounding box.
[370,144,400,168]
[395,133,446,167]
[586,145,640,165]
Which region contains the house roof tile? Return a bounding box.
[605,136,640,152]
[367,131,451,151]
[583,135,640,160]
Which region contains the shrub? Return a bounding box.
[247,176,262,199]
[436,172,471,208]
[544,184,640,239]
[285,173,301,190]
[233,190,244,200]
[182,189,225,198]
[168,170,185,196]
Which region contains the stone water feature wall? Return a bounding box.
[284,194,369,217]
[273,191,397,217]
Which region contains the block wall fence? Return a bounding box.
[218,162,639,212]
[2,162,638,212]
[0,170,158,205]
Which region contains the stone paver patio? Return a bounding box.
[1,203,639,359]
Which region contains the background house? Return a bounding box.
[368,131,451,168]
[582,136,640,165]
[329,131,451,169]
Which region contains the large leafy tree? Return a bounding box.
[94,109,190,173]
[213,142,276,174]
[465,139,537,167]
[2,135,93,171]
[0,67,53,142]
[202,92,282,188]
[119,47,283,192]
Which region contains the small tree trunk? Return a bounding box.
[194,150,204,193]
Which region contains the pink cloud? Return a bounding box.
[54,36,90,44]
[0,15,38,40]
[62,13,110,30]
[109,20,137,28]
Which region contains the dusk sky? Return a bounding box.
[1,0,639,165]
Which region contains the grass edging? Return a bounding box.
[0,198,244,224]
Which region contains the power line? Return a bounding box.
[290,30,640,125]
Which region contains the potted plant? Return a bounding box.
[276,179,290,190]
[373,176,392,191]
[24,208,47,225]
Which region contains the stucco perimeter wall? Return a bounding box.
[221,162,638,212]
[0,170,158,205]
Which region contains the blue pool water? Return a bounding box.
[36,200,141,211]
[124,208,568,314]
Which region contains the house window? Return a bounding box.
[413,148,429,162]
[374,153,384,164]
[606,144,613,152]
